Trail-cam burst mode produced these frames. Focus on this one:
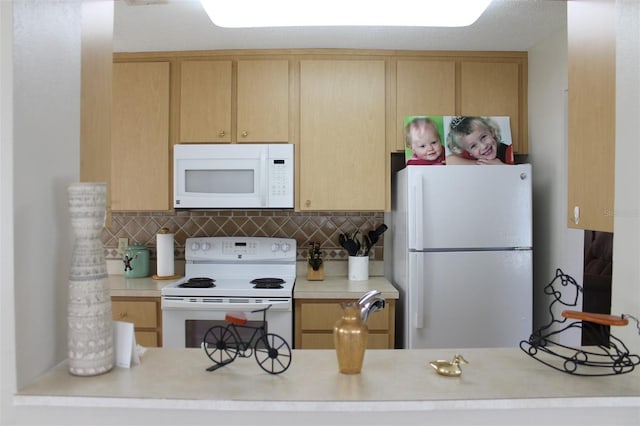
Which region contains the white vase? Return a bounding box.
[67,182,114,376]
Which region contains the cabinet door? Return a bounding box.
[112,298,162,347]
[180,60,232,143]
[460,60,525,154]
[396,60,456,152]
[111,62,170,211]
[299,60,386,211]
[237,59,289,142]
[295,299,394,349]
[567,0,615,232]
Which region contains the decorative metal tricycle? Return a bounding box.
[202,305,292,375]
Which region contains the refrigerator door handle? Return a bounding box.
[412,255,424,329]
[412,176,424,249]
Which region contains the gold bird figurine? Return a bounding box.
[430,354,468,377]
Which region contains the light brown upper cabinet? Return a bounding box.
[111,61,170,211]
[395,59,456,152]
[179,59,289,143]
[179,60,233,143]
[567,0,615,232]
[459,59,527,155]
[237,59,289,142]
[299,59,386,211]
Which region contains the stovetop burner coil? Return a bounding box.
[250,277,285,289]
[179,277,216,288]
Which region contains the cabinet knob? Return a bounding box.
[218,130,226,137]
[119,312,127,319]
[305,200,311,207]
[241,130,249,137]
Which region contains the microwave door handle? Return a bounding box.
[260,151,268,206]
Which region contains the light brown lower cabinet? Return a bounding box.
[111,297,162,347]
[294,299,395,349]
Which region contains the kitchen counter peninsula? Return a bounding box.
[15,347,640,425]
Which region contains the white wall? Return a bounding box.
[612,0,640,354]
[1,0,81,422]
[12,0,81,388]
[1,1,638,425]
[527,25,584,345]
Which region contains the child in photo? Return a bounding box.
[404,116,446,165]
[445,116,514,165]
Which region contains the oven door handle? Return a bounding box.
[161,298,291,311]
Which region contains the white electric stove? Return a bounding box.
[161,236,297,348]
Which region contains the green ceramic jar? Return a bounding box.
[123,245,150,278]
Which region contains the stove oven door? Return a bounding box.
[161,297,292,349]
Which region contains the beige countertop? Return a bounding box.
[293,276,398,299]
[107,275,182,298]
[108,274,398,300]
[16,347,640,412]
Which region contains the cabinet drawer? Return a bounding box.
[300,302,389,331]
[135,331,159,347]
[300,333,390,349]
[112,300,158,328]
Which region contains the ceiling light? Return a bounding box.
[200,0,493,28]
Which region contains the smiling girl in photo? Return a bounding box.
[445,116,514,165]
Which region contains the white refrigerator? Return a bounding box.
[386,164,533,349]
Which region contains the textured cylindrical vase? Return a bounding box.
[333,302,368,374]
[67,182,114,376]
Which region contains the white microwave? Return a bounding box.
[173,144,294,209]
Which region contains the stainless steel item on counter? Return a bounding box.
[161,236,296,348]
[123,245,150,278]
[357,290,386,323]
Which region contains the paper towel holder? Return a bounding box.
[151,227,181,280]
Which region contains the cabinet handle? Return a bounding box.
[119,312,127,319]
[218,130,226,137]
[241,130,248,138]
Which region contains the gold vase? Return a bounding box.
[333,302,368,374]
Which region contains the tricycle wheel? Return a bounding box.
[254,333,292,374]
[203,326,239,365]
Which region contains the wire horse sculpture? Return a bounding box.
[520,268,640,376]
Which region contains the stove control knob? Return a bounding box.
[201,242,211,251]
[271,243,280,252]
[191,242,200,251]
[280,242,291,252]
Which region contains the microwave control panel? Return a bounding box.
[267,144,294,208]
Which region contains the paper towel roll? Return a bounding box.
[156,229,175,277]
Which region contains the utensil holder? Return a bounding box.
[348,256,369,281]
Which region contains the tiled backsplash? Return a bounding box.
[103,210,385,262]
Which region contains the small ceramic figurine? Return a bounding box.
[430,354,468,377]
